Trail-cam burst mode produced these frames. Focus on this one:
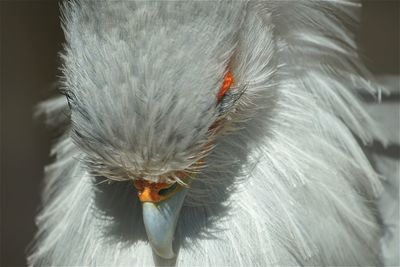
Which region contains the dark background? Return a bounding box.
[0,1,399,266]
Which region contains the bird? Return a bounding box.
[28,1,398,266]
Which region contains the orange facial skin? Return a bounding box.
[217,70,234,102]
[133,180,181,203]
[133,171,190,203]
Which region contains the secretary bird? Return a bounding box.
[28,1,399,266]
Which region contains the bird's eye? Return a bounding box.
[217,70,234,103]
[158,182,178,196]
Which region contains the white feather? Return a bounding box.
[28,1,397,266]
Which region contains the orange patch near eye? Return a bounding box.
[134,180,175,203]
[217,70,234,102]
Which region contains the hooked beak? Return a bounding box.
[133,178,189,259]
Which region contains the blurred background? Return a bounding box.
[0,1,399,266]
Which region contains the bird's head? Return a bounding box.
[61,1,276,259]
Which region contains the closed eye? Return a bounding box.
[158,182,178,196]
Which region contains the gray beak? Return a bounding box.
[142,188,188,259]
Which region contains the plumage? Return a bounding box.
[28,1,396,266]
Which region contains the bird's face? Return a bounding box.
[62,1,276,259]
